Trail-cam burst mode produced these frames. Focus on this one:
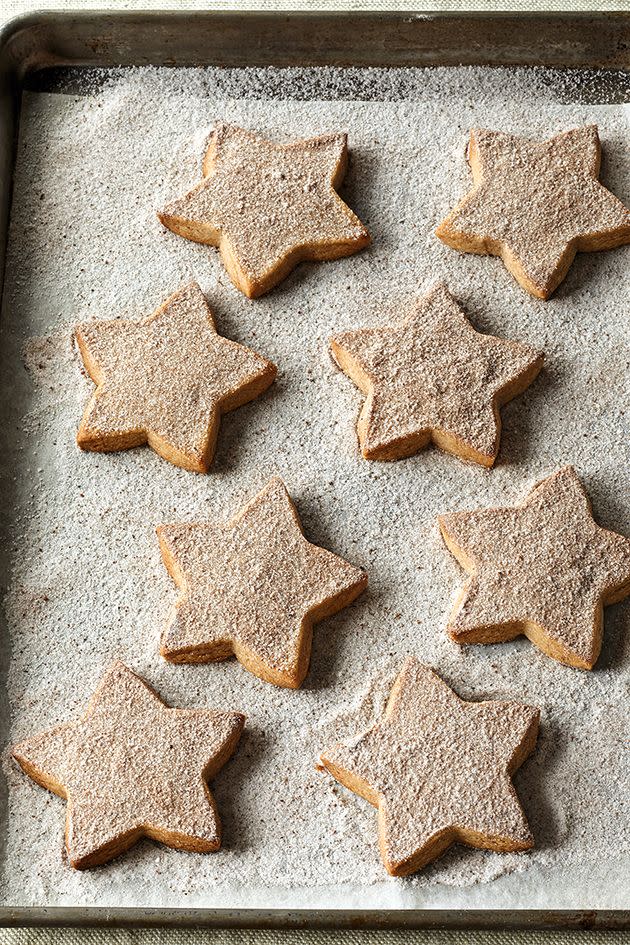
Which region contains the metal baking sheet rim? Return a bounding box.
[0,9,629,930]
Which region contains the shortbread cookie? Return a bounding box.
[158,123,370,298]
[75,282,276,472]
[157,476,367,688]
[439,466,630,669]
[330,281,543,466]
[436,125,630,299]
[12,661,245,869]
[320,657,539,876]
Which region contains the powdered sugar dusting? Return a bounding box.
[0,64,628,910]
[437,125,630,296]
[331,281,542,461]
[158,476,366,682]
[12,661,244,866]
[440,466,630,667]
[321,658,539,873]
[160,124,368,288]
[76,281,275,468]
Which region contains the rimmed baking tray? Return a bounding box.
[0,10,628,930]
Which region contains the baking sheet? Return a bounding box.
[0,62,628,919]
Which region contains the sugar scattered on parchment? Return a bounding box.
[0,64,628,910]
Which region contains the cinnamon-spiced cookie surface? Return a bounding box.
[439,466,630,669]
[330,281,543,466]
[436,125,630,298]
[320,657,539,876]
[157,477,367,688]
[75,282,276,472]
[158,123,370,298]
[12,661,245,869]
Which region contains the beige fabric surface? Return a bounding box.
[1,0,628,942]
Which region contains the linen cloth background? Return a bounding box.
[2,931,630,944]
[0,0,628,943]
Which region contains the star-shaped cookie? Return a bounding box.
[158,122,370,298]
[320,657,539,876]
[75,282,276,472]
[157,476,367,688]
[436,125,630,298]
[330,281,543,466]
[12,661,245,869]
[439,466,630,669]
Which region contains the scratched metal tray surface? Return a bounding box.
[0,10,629,931]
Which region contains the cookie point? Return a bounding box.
[446,624,467,644]
[434,221,447,240]
[11,742,26,764]
[264,474,289,495]
[436,513,453,535]
[227,711,247,735]
[400,653,424,673]
[356,568,369,590]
